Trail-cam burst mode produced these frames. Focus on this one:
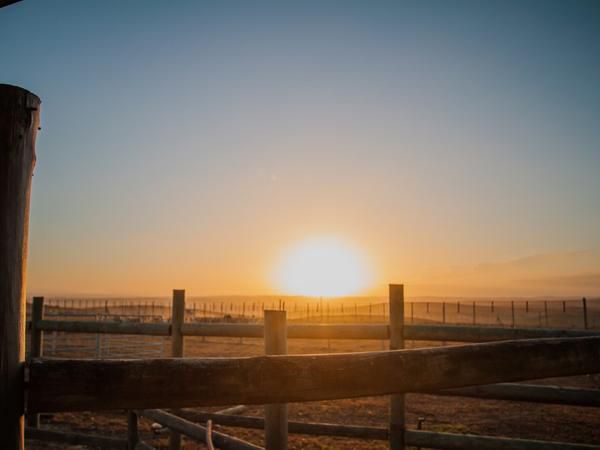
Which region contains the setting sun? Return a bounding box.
[273,237,372,297]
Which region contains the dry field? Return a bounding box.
[27,335,600,449]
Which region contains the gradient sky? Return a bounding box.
[2,1,599,296]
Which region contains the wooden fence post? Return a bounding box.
[170,289,185,450]
[389,284,405,450]
[27,296,44,427]
[127,410,139,450]
[511,301,515,328]
[0,84,41,450]
[582,297,588,329]
[264,310,288,450]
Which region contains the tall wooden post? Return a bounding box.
[264,310,287,450]
[170,289,185,450]
[0,84,41,450]
[389,284,405,449]
[582,297,588,329]
[27,296,44,427]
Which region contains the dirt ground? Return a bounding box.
[27,336,600,449]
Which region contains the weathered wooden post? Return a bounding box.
[582,297,588,329]
[27,296,44,427]
[389,284,405,449]
[127,410,139,450]
[264,309,287,450]
[170,289,185,450]
[0,84,41,450]
[511,301,515,328]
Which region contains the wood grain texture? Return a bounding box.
[0,84,40,450]
[27,336,600,413]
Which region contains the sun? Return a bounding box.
[273,237,372,297]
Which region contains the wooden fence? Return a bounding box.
[22,289,600,450]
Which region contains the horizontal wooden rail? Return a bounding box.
[436,382,600,407]
[405,429,600,450]
[31,318,600,342]
[36,319,170,336]
[406,324,600,342]
[177,411,600,449]
[25,427,127,449]
[182,323,263,338]
[179,410,388,440]
[137,409,262,450]
[27,337,600,412]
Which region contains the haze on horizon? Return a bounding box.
[2,1,599,298]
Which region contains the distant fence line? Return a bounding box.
[25,296,599,360]
[26,296,600,328]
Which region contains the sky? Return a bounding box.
[2,0,599,297]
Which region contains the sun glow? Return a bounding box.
[274,237,372,297]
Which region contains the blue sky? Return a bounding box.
[2,1,599,296]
